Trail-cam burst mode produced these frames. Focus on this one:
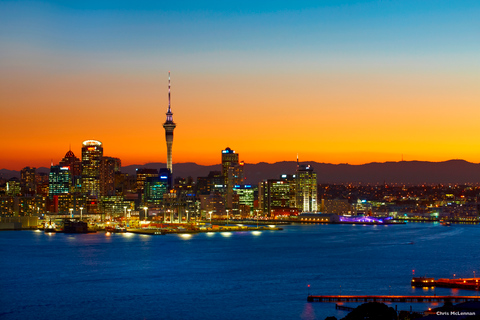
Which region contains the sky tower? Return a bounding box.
[163,72,176,173]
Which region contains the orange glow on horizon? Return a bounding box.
[1,71,479,170]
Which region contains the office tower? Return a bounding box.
[296,164,318,212]
[221,148,244,211]
[144,175,169,204]
[233,184,255,216]
[49,165,70,198]
[20,167,36,196]
[59,150,82,176]
[163,72,176,174]
[81,140,103,197]
[100,157,121,196]
[259,174,299,217]
[59,149,82,192]
[221,147,239,181]
[136,168,159,193]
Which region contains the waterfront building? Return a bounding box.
[258,174,299,217]
[233,184,255,216]
[259,179,292,217]
[163,72,176,174]
[296,164,318,212]
[81,140,103,197]
[322,199,352,215]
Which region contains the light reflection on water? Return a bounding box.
[0,223,479,320]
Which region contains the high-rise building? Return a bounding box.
[49,165,70,199]
[136,168,159,194]
[221,147,239,181]
[59,149,82,192]
[163,72,176,174]
[296,164,318,212]
[81,140,103,197]
[221,148,244,209]
[59,150,82,177]
[144,175,170,204]
[100,157,121,196]
[20,167,36,196]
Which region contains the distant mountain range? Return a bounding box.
[2,160,480,185]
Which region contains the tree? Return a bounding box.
[342,302,397,320]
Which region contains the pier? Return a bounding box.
[307,295,480,303]
[412,277,480,290]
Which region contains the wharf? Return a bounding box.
[124,225,282,236]
[412,277,480,290]
[307,295,480,303]
[126,228,165,235]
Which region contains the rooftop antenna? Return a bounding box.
[168,71,171,113]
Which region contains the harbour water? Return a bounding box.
[0,222,478,319]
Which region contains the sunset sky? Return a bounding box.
[1,0,479,170]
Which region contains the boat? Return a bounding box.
[44,225,57,233]
[441,221,452,226]
[44,221,57,233]
[63,218,88,233]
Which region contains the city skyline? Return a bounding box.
[1,0,479,170]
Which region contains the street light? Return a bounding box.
[209,211,212,224]
[80,207,84,220]
[127,209,131,218]
[143,207,148,222]
[124,206,127,220]
[69,208,73,218]
[186,210,189,223]
[226,209,229,226]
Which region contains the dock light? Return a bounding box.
[252,231,261,236]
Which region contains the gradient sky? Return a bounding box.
[1,0,479,170]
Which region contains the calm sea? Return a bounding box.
[0,222,478,320]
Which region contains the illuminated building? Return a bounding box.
[59,149,82,192]
[144,174,170,204]
[196,171,224,196]
[136,168,158,194]
[221,147,239,182]
[20,167,36,196]
[221,148,244,210]
[233,184,255,215]
[296,164,318,212]
[163,72,176,174]
[6,178,21,196]
[59,150,82,177]
[81,140,103,197]
[100,156,121,196]
[259,178,292,216]
[49,165,70,199]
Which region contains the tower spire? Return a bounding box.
[163,71,176,174]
